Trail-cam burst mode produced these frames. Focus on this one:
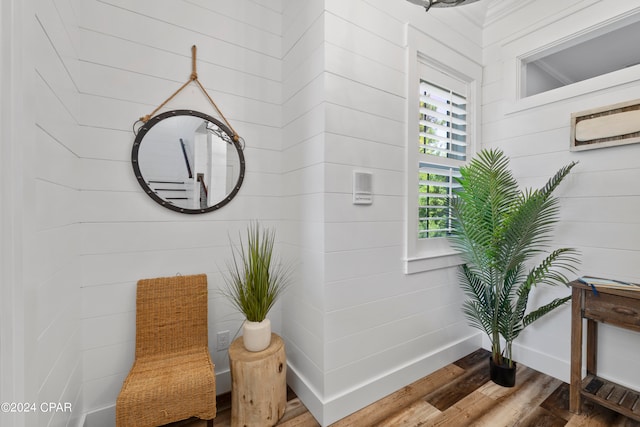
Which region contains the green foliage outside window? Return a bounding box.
[418,170,451,238]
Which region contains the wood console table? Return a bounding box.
[570,280,640,421]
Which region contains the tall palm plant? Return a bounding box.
[449,149,579,368]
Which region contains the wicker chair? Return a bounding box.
[116,274,216,427]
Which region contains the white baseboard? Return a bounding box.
[82,405,115,427]
[511,342,571,383]
[287,333,482,426]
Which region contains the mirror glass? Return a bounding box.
[132,110,245,214]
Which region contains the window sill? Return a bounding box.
[404,251,463,275]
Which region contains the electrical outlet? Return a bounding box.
[216,330,230,350]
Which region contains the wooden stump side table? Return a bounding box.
[569,280,640,421]
[228,333,287,427]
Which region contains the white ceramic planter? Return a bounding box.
[242,318,272,352]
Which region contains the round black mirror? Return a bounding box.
[132,110,245,214]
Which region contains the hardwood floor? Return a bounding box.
[166,348,640,427]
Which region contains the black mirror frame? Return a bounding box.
[132,109,246,214]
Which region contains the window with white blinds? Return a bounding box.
[417,69,469,240]
[405,27,480,273]
[418,163,461,239]
[419,81,468,161]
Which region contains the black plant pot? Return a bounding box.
[489,357,516,387]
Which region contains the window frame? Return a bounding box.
[404,25,482,274]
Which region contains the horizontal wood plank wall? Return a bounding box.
[280,0,328,423]
[481,0,640,390]
[33,0,83,426]
[77,0,285,416]
[282,1,484,425]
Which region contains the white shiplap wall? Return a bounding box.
[322,1,483,424]
[75,0,286,422]
[31,0,84,425]
[281,1,483,425]
[280,0,326,417]
[482,0,640,388]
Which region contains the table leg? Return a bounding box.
[586,319,597,376]
[570,287,583,413]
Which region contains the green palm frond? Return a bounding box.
[462,300,494,339]
[524,248,581,289]
[522,296,571,328]
[540,161,578,197]
[458,265,492,306]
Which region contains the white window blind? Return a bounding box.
[417,71,469,240]
[417,163,461,239]
[419,80,468,161]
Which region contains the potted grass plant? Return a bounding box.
[221,222,292,352]
[449,149,579,387]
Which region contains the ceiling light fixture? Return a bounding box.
[406,0,481,12]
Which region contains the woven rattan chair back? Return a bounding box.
[135,274,209,358]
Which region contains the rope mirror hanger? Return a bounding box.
[133,45,244,149]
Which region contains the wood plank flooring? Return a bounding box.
[165,348,640,427]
